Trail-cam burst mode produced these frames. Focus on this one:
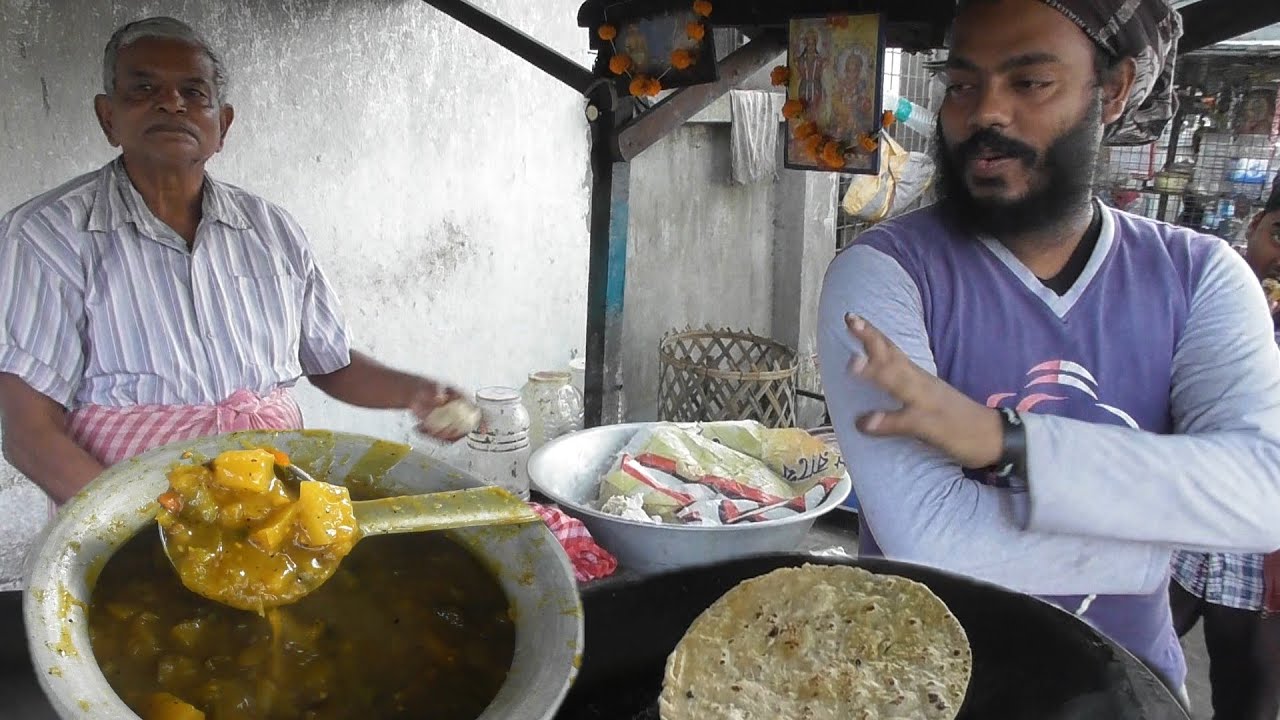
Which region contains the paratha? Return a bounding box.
[659,564,971,720]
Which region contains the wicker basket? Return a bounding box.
[657,327,798,428]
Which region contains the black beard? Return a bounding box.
[935,101,1103,238]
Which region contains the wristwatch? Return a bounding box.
[987,407,1028,490]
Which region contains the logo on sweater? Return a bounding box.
[985,360,1140,430]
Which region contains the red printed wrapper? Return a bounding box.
[597,422,844,526]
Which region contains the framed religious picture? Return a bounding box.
[782,13,886,175]
[593,2,719,99]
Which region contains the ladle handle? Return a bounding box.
[352,486,541,537]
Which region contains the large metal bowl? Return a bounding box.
[23,430,583,720]
[527,422,853,575]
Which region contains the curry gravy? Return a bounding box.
[87,528,515,719]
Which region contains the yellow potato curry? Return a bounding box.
[155,449,358,612]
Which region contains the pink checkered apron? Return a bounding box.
[50,388,302,518]
[67,388,304,467]
[58,387,617,582]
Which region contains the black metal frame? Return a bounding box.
[416,0,1280,427]
[1178,0,1280,54]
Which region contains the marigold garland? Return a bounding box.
[792,120,818,141]
[629,75,662,98]
[671,49,695,71]
[608,54,633,75]
[597,1,712,98]
[820,141,846,169]
[800,134,824,158]
[781,98,806,121]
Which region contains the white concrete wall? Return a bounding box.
[0,0,592,589]
[622,123,779,421]
[620,117,838,424]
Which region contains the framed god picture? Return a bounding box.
[595,2,719,99]
[783,13,886,175]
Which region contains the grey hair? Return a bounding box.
[102,17,228,102]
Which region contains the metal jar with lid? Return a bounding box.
[466,386,533,499]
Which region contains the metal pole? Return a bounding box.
[583,99,631,427]
[1157,110,1185,222]
[419,0,595,94]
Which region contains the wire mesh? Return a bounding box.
[1098,55,1280,241]
[1098,118,1278,239]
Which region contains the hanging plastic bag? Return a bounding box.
[889,148,935,216]
[840,135,935,223]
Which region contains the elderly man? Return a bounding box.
[1168,178,1280,720]
[817,0,1280,703]
[0,17,468,506]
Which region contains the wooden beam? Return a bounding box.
[578,0,952,50]
[614,32,786,162]
[1178,0,1280,53]
[421,0,596,95]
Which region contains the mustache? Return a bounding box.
[951,128,1038,167]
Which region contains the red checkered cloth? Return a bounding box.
[530,502,618,582]
[61,390,619,582]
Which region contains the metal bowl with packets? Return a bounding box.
[528,421,852,575]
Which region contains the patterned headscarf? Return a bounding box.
[1039,0,1184,146]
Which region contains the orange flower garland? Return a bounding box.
[597,2,712,97]
[771,47,889,171]
[781,98,806,121]
[629,76,663,98]
[608,54,633,75]
[793,121,818,141]
[820,141,847,169]
[800,134,824,158]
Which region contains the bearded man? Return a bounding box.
[817,0,1280,705]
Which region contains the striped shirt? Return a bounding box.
[0,157,352,409]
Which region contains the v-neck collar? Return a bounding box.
[978,200,1116,319]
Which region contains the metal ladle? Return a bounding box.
[159,460,541,611]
